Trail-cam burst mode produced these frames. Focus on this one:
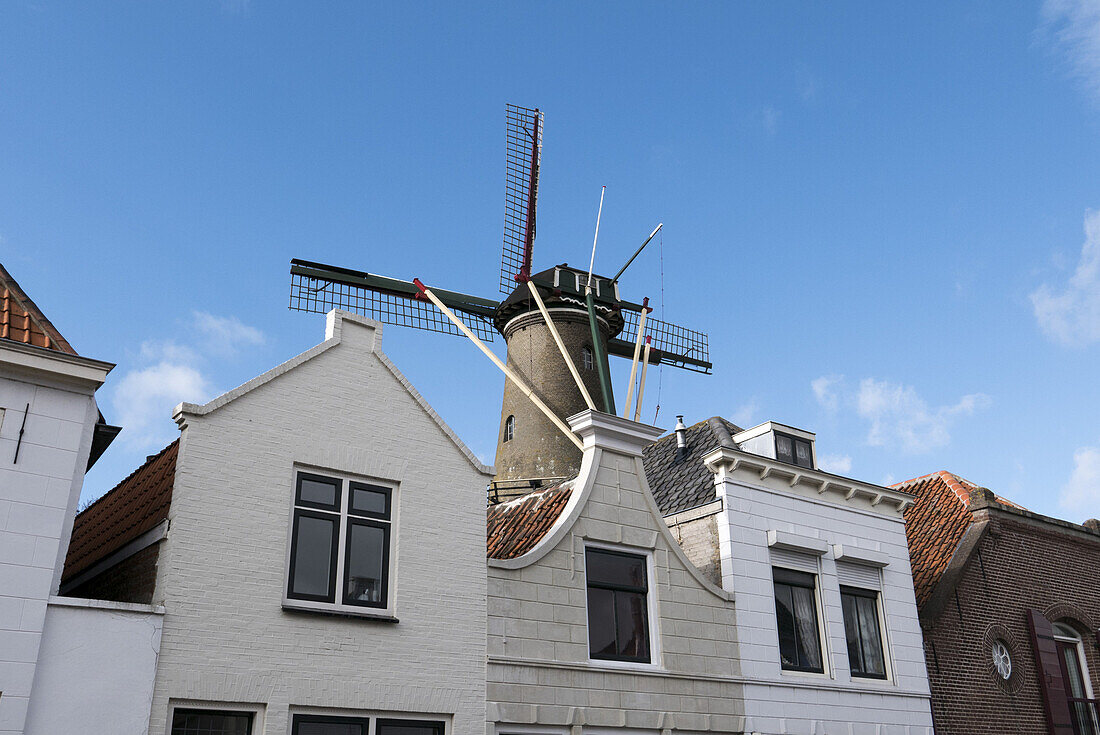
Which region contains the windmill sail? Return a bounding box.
[290,260,498,341]
[500,104,543,295]
[614,308,711,373]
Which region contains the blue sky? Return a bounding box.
[2,1,1099,519]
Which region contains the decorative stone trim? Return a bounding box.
[832,544,890,568]
[767,529,829,556]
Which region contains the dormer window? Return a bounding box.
[776,432,814,469]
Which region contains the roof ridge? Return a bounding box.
[77,439,178,517]
[706,416,736,449]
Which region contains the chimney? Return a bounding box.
[675,415,688,459]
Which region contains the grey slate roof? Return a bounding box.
[642,417,742,516]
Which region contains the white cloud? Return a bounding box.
[1031,209,1100,346]
[856,378,991,454]
[817,453,852,474]
[1040,0,1100,103]
[194,311,265,355]
[730,400,758,429]
[1060,444,1100,516]
[113,361,210,449]
[812,374,843,411]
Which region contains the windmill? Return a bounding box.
[289,105,710,502]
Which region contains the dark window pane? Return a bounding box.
[350,483,389,518]
[586,549,647,590]
[776,434,794,464]
[293,718,365,735]
[290,514,336,599]
[297,474,340,510]
[344,521,388,606]
[856,596,885,676]
[794,439,813,468]
[587,586,617,656]
[791,585,822,670]
[171,709,253,735]
[842,592,863,672]
[774,582,799,668]
[773,567,816,587]
[615,590,650,660]
[377,720,444,735]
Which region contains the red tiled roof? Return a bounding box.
[0,262,76,355]
[894,470,1026,608]
[487,480,573,560]
[62,440,178,582]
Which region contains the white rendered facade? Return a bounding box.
[146,311,493,735]
[703,444,934,735]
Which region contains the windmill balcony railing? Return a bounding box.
[1069,697,1100,735]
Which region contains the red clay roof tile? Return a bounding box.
[486,480,573,560]
[0,262,77,355]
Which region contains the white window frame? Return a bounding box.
[582,541,662,671]
[167,700,265,735]
[771,562,831,678]
[282,465,399,620]
[1054,622,1100,729]
[288,709,451,735]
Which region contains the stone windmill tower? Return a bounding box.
[288,105,711,501]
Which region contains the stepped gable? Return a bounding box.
[486,479,574,560]
[63,440,178,582]
[894,470,1026,608]
[642,416,741,516]
[0,262,77,355]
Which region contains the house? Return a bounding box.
[642,417,935,734]
[60,310,494,735]
[0,263,162,735]
[896,470,1100,734]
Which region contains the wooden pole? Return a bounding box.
[633,339,652,422]
[416,281,584,450]
[526,280,596,410]
[622,305,648,418]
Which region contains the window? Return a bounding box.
[581,345,594,370]
[772,567,823,673]
[171,709,253,735]
[585,547,651,663]
[504,415,515,443]
[840,586,887,679]
[992,639,1012,680]
[287,471,393,610]
[1054,623,1100,735]
[775,432,813,469]
[292,716,444,735]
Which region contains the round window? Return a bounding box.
[992,640,1012,680]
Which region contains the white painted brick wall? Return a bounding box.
[147,314,489,735]
[0,365,100,735]
[488,444,747,735]
[715,466,935,735]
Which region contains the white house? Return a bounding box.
[646,417,934,734]
[63,310,494,735]
[0,263,163,735]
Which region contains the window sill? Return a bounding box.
[282,602,399,623]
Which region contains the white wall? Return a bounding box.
[0,345,109,735]
[710,453,934,735]
[147,312,491,735]
[24,597,164,735]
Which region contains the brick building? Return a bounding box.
[897,470,1100,734]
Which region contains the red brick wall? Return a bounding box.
[922,512,1100,734]
[65,542,161,604]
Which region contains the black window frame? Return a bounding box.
[585,547,652,664]
[774,431,814,469]
[171,708,254,735]
[772,566,825,674]
[287,470,394,610]
[840,585,888,680]
[291,715,444,735]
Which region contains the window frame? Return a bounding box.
[168,704,260,735]
[284,468,398,618]
[581,345,594,370]
[840,585,888,680]
[772,566,826,674]
[504,415,515,443]
[1053,622,1100,734]
[290,714,446,735]
[583,544,659,667]
[774,431,814,469]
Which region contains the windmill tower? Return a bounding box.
[288,105,711,502]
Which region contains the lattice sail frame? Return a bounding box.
[620,308,711,374]
[500,104,543,295]
[290,271,496,341]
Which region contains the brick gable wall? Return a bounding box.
[65,542,161,604]
[922,512,1100,734]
